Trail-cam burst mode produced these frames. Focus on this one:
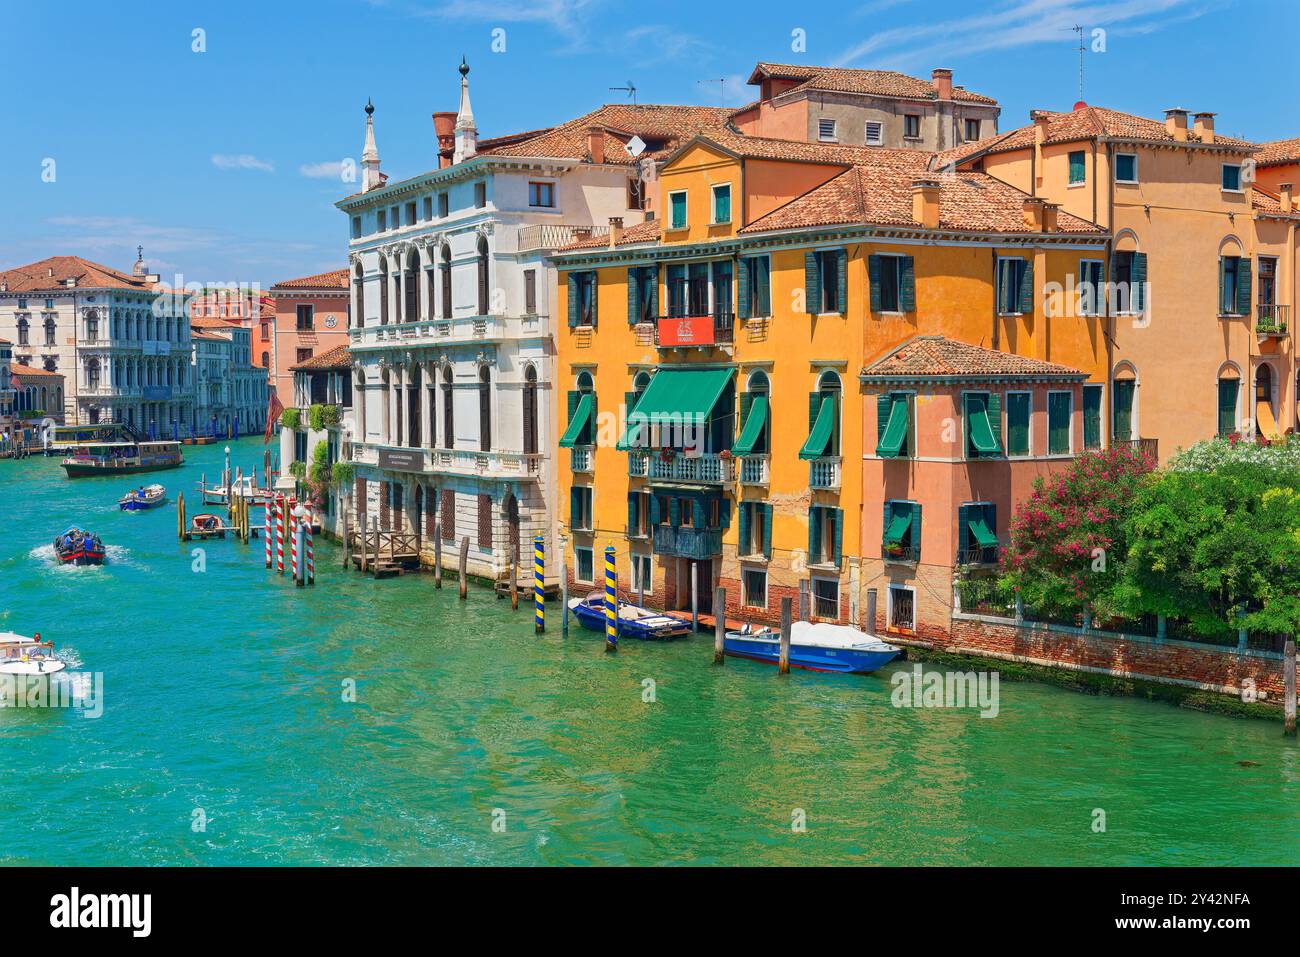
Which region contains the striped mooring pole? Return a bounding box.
[292,514,302,586]
[264,502,274,568]
[305,517,315,586]
[533,535,545,633]
[603,544,618,653]
[276,495,286,575]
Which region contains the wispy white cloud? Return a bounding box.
[622,25,713,67]
[834,0,1217,70]
[299,160,352,180]
[429,0,596,32]
[211,153,275,172]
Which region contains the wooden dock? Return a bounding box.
[347,530,421,577]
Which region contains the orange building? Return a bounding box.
[268,269,351,409]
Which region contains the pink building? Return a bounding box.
[267,269,350,408]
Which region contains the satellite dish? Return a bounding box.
[627,135,646,158]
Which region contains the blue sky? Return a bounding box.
[2,0,1296,288]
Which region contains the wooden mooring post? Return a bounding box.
[714,586,726,665]
[779,597,792,675]
[458,536,469,600]
[1285,638,1296,737]
[434,532,443,588]
[690,562,698,632]
[176,491,186,541]
[340,498,350,570]
[371,523,380,579]
[511,537,519,611]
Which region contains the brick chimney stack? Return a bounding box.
[1164,108,1189,142]
[912,178,941,229]
[1041,202,1060,232]
[1022,197,1046,231]
[433,112,456,168]
[1280,183,1293,214]
[931,68,953,100]
[1192,111,1216,143]
[608,216,624,247]
[587,127,605,165]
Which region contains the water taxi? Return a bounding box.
[52,527,106,566]
[58,423,182,477]
[118,484,167,511]
[0,632,67,678]
[724,621,902,673]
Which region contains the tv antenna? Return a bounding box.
[698,78,726,108]
[610,81,637,106]
[1072,25,1085,104]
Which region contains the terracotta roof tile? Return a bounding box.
[291,344,353,372]
[273,268,350,290]
[695,129,934,168]
[189,316,240,330]
[561,219,662,251]
[1251,185,1298,217]
[748,62,998,105]
[9,362,64,378]
[970,107,1254,159]
[0,256,157,294]
[861,336,1084,379]
[1255,137,1300,167]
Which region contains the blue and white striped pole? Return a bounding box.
[604,544,618,653]
[533,535,545,634]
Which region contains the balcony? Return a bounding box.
[654,312,734,350]
[646,450,735,485]
[570,446,593,473]
[883,542,920,564]
[628,450,649,478]
[1256,304,1290,352]
[653,524,723,560]
[516,223,609,253]
[349,316,507,350]
[809,456,841,490]
[1113,437,1158,461]
[738,455,769,485]
[353,443,543,480]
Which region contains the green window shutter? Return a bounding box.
[899,256,916,312]
[668,497,680,527]
[590,276,598,330]
[1083,385,1102,449]
[567,390,578,422]
[1048,392,1071,454]
[626,268,640,324]
[832,507,843,565]
[756,257,771,316]
[721,499,731,529]
[1217,378,1238,435]
[625,390,637,416]
[647,264,659,318]
[809,391,821,431]
[627,492,638,531]
[804,251,820,315]
[868,254,882,312]
[988,392,1002,453]
[957,503,971,561]
[882,500,893,550]
[761,503,773,559]
[835,249,848,313]
[738,503,751,555]
[739,391,754,430]
[1237,257,1252,317]
[650,495,661,524]
[737,258,752,320]
[567,274,579,328]
[1132,253,1147,314]
[585,391,597,445]
[570,486,580,525]
[1018,258,1034,314]
[912,502,922,560]
[808,506,821,561]
[692,498,706,529]
[1006,392,1030,456]
[996,259,1011,313]
[1113,380,1134,441]
[1218,257,1227,314]
[876,393,892,443]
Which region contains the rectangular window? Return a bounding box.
[1115,152,1138,184]
[571,486,593,531]
[524,270,537,314]
[1222,163,1242,192]
[742,256,771,318]
[575,272,597,326]
[1113,379,1135,442]
[812,577,839,620]
[996,257,1028,315]
[528,181,555,208]
[405,202,417,226]
[575,546,594,584]
[816,250,841,313]
[904,114,921,139]
[964,118,980,142]
[864,121,883,146]
[296,304,314,330]
[711,184,732,224]
[477,493,492,549]
[818,118,837,142]
[1217,378,1238,436]
[888,584,915,632]
[1005,391,1031,457]
[390,207,399,230]
[959,502,999,565]
[631,553,653,593]
[377,209,386,232]
[742,567,767,610]
[1078,259,1104,316]
[438,192,449,217]
[474,182,487,208]
[1068,150,1086,185]
[878,255,903,312]
[1220,256,1241,315]
[296,348,312,364]
[669,191,687,230]
[351,216,362,239]
[627,178,645,210]
[1083,383,1103,450]
[964,391,1002,458]
[1048,391,1073,455]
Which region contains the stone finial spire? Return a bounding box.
[453,58,477,165]
[362,98,383,192]
[132,245,146,277]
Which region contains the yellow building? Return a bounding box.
[551,132,1108,627]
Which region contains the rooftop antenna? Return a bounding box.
[698,78,726,108]
[610,81,637,106]
[1071,24,1085,105]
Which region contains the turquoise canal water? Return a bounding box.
[1,438,1298,865]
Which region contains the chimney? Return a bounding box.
[1022,197,1045,230]
[587,127,605,165]
[1193,111,1216,144]
[931,68,953,100]
[1031,110,1051,145]
[47,267,54,277]
[1041,202,1060,232]
[1164,108,1189,142]
[911,177,941,229]
[608,216,624,247]
[1280,183,1293,214]
[433,111,456,168]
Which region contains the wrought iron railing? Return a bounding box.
[1256,303,1290,334]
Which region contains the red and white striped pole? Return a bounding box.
[276,495,286,575]
[305,518,314,585]
[264,502,273,568]
[291,511,301,586]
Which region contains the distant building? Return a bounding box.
[268,269,351,410]
[0,253,193,428]
[280,344,355,537]
[190,318,269,436]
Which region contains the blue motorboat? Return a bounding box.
[567,592,691,641]
[118,484,167,511]
[724,621,901,673]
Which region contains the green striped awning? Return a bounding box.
[799,396,835,460]
[877,395,908,457]
[731,395,769,456]
[969,517,998,548]
[626,368,733,429]
[884,510,913,544]
[559,393,594,448]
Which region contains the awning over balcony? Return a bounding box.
[559,393,594,448]
[877,394,908,457]
[731,395,769,456]
[968,516,999,548]
[1257,399,1281,440]
[884,510,913,544]
[799,396,835,460]
[626,367,733,432]
[966,396,1000,454]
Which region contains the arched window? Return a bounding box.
[523,365,539,455]
[352,262,364,329]
[44,317,57,346]
[407,363,422,448]
[17,317,28,346]
[476,236,490,315]
[478,366,492,451]
[1256,363,1273,405]
[44,357,57,373]
[404,249,419,323]
[440,245,452,319]
[378,259,390,325]
[86,357,101,390]
[261,351,269,368]
[441,365,454,449]
[817,371,842,456]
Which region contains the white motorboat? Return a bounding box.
[0,632,67,677]
[724,620,902,673]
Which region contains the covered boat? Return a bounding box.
[118,484,167,511]
[190,513,224,539]
[724,621,901,673]
[568,592,691,641]
[52,527,106,566]
[0,632,66,677]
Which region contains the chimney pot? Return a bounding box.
[1022,197,1045,230]
[608,216,625,247]
[911,177,941,229]
[931,68,953,100]
[1192,111,1216,143]
[433,111,457,168]
[1164,108,1189,142]
[587,126,606,165]
[1041,202,1060,232]
[1280,183,1293,214]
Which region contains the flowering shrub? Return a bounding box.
[999,444,1156,618]
[1167,434,1300,475]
